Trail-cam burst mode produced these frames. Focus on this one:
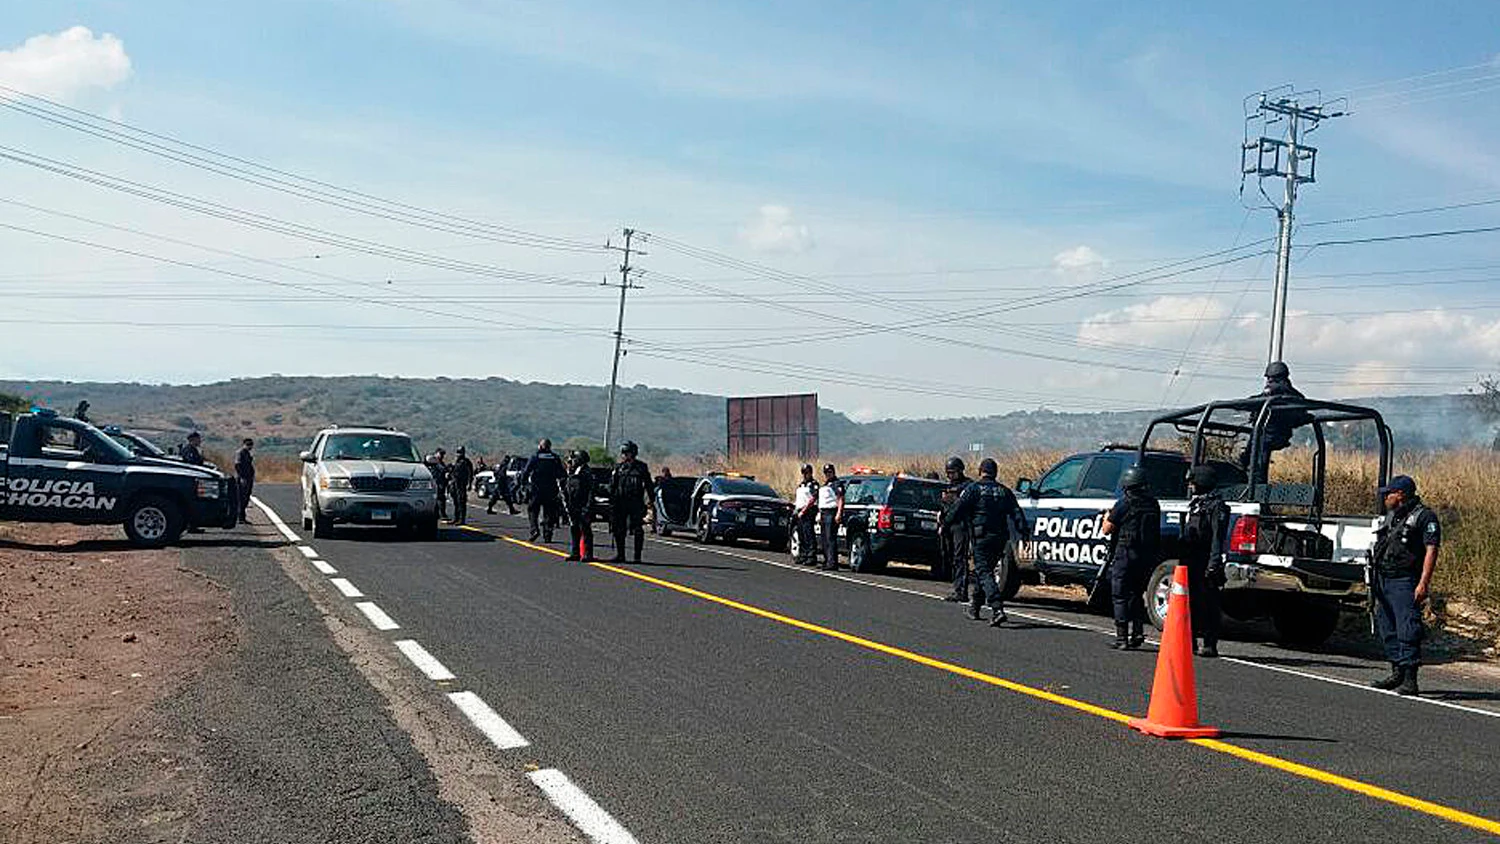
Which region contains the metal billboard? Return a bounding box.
[727,393,819,461]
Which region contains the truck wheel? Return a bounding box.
[996,546,1023,601]
[1145,560,1177,631]
[788,526,802,562]
[849,533,885,573]
[696,513,714,544]
[312,507,334,539]
[124,496,183,548]
[1271,602,1340,647]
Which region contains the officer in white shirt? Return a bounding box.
[817,463,844,571]
[792,464,820,566]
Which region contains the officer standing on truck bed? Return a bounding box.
[450,447,474,525]
[792,464,820,566]
[521,439,565,543]
[609,441,654,564]
[1369,475,1440,696]
[1101,465,1160,650]
[1182,464,1229,658]
[563,450,596,562]
[940,456,973,603]
[941,457,1026,626]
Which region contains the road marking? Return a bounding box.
[329,577,364,598]
[1218,655,1500,721]
[297,545,319,559]
[394,639,457,682]
[354,601,400,631]
[447,691,530,750]
[310,558,338,575]
[249,495,300,542]
[527,768,640,844]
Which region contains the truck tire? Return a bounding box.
[1271,601,1340,647]
[788,525,802,563]
[696,512,715,544]
[123,496,183,548]
[849,532,886,573]
[312,506,334,539]
[1145,560,1178,631]
[996,545,1023,601]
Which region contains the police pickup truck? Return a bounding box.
[0,408,239,547]
[1010,394,1391,646]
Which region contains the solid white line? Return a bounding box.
[395,639,457,682]
[329,577,363,598]
[527,768,639,844]
[354,601,400,631]
[310,558,338,575]
[447,691,529,750]
[250,495,301,542]
[1220,655,1500,720]
[297,545,319,559]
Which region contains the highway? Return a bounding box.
[254,484,1500,843]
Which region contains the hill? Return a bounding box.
[2,376,1493,461]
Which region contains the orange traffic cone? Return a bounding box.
[1128,564,1221,739]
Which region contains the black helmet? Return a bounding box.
[945,456,965,473]
[572,449,590,465]
[978,458,998,477]
[1187,464,1217,490]
[800,463,814,475]
[1265,361,1290,379]
[822,463,836,475]
[620,440,638,456]
[1121,465,1148,490]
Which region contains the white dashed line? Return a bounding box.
[395,639,457,682]
[447,691,529,750]
[297,545,319,559]
[527,768,640,844]
[329,577,364,598]
[354,601,400,631]
[310,558,338,575]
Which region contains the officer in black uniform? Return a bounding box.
[486,452,520,515]
[1182,464,1230,657]
[609,441,654,564]
[180,432,205,466]
[449,446,474,525]
[520,439,565,542]
[563,450,596,562]
[1369,475,1440,696]
[939,456,974,603]
[792,463,820,566]
[1101,465,1160,650]
[942,458,1026,626]
[427,449,450,522]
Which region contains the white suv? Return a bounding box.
[299,426,437,539]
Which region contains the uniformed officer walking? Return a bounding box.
[939,456,973,603]
[941,458,1027,626]
[1182,464,1229,657]
[609,441,654,564]
[791,464,820,566]
[1369,475,1440,696]
[486,453,520,515]
[1101,465,1160,650]
[563,450,596,562]
[180,431,205,466]
[449,447,474,525]
[520,439,565,542]
[816,464,844,571]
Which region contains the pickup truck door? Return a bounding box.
[1019,455,1118,577]
[5,419,130,522]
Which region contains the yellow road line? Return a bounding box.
[483,525,1500,836]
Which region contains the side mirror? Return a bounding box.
[1016,477,1034,497]
[299,450,315,463]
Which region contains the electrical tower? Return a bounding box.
[1241,87,1344,365]
[602,227,645,454]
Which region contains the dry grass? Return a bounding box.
[670,448,1500,612]
[204,450,303,483]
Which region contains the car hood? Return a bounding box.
[321,461,429,479]
[713,494,789,506]
[131,456,225,479]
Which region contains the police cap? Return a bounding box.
[1121,464,1148,490]
[1378,475,1417,497]
[978,458,998,477]
[945,456,965,473]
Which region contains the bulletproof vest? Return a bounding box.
[615,462,646,499]
[969,480,1012,542]
[1114,490,1161,562]
[564,472,590,506]
[1184,494,1222,552]
[1374,503,1430,576]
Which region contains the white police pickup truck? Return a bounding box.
[1008,395,1391,647]
[0,408,238,547]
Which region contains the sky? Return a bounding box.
[2,1,1499,423]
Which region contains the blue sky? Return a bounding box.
[2,2,1499,422]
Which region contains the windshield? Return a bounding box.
[889,479,944,510]
[717,479,779,498]
[320,433,420,462]
[111,432,167,458]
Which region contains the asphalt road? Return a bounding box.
[255,485,1500,843]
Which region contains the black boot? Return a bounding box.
[1111,624,1130,649]
[965,603,982,621]
[1396,665,1420,696]
[1127,621,1145,650]
[942,593,965,603]
[1195,639,1219,658]
[1371,664,1404,691]
[990,606,1007,627]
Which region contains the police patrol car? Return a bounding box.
[0,408,238,547]
[1011,393,1391,647]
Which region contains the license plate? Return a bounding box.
[371,509,393,521]
[921,519,937,530]
[755,517,771,527]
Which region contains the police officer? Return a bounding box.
[234,438,256,523]
[427,449,450,522]
[180,431,205,466]
[791,464,820,566]
[563,450,596,562]
[1369,475,1440,696]
[816,464,844,571]
[1182,464,1229,658]
[1101,465,1160,650]
[487,453,520,515]
[942,458,1027,626]
[609,441,654,564]
[520,439,565,542]
[939,456,974,603]
[450,447,474,525]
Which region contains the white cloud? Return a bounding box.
[0,27,132,103]
[739,204,813,254]
[1052,245,1108,278]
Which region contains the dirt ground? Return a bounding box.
[0,522,236,844]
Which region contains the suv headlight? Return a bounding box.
[408,478,433,490]
[195,479,220,499]
[320,476,351,490]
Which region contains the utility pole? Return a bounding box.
[602,227,644,454]
[1241,89,1344,365]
